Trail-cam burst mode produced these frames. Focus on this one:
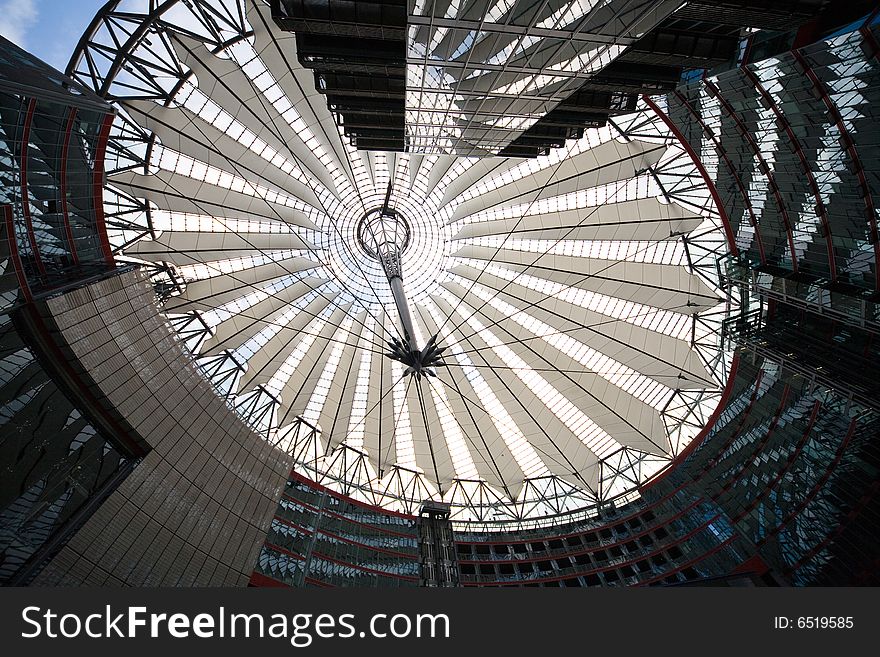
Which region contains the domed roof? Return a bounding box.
[71,0,734,525]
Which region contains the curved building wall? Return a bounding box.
[28,269,293,586]
[253,473,420,588]
[0,35,139,586]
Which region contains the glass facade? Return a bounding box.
[0,36,135,586]
[667,22,880,295]
[253,474,420,587]
[0,316,135,585]
[0,36,115,299]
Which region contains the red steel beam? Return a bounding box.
[703,76,800,274]
[308,547,419,582]
[59,107,80,265]
[671,89,767,265]
[792,47,880,289]
[640,353,742,491]
[731,400,820,521]
[858,20,880,289]
[642,94,739,256]
[92,112,116,267]
[742,66,837,280]
[248,571,291,588]
[458,497,706,564]
[859,5,880,52]
[19,98,45,275]
[635,535,738,587]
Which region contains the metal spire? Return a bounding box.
[358,181,445,378]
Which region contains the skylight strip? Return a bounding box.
[151,144,326,222]
[453,127,614,205]
[301,315,356,426]
[489,45,626,97]
[174,80,334,199]
[176,249,308,281]
[390,360,417,469]
[225,40,356,201]
[437,289,621,459]
[371,152,392,197]
[151,209,298,234]
[451,173,659,226]
[345,316,376,449]
[427,381,481,480]
[198,273,303,328]
[232,283,332,364]
[425,158,481,207]
[753,59,828,265]
[426,299,549,480]
[264,298,337,397]
[458,237,687,264]
[477,262,692,340]
[411,155,438,200]
[450,275,675,412]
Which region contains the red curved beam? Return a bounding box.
[671,89,767,265]
[703,77,799,274]
[792,47,880,290]
[60,107,80,265]
[92,112,116,266]
[248,571,291,587]
[642,94,739,256]
[741,67,836,280]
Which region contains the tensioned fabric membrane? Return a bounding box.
[71,0,735,525]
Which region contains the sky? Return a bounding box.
[0,0,107,72]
